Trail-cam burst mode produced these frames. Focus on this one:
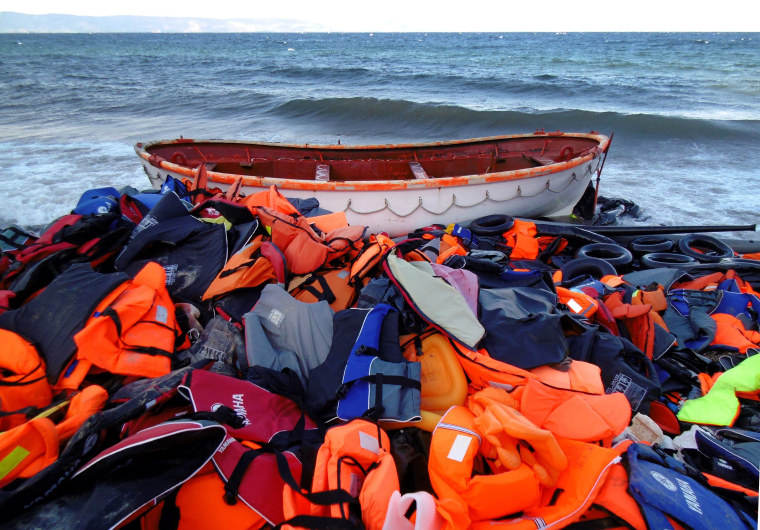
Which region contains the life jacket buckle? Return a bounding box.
[354,344,378,356]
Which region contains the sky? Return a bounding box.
[2,0,758,32]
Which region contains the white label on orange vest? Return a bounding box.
[566,298,583,313]
[359,431,380,455]
[155,305,168,324]
[447,434,471,462]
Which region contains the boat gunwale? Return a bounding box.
[135,132,609,193]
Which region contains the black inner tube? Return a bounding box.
[629,235,674,254]
[469,214,515,236]
[640,252,698,268]
[677,234,734,262]
[575,243,633,268]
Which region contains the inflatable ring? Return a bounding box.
[469,214,515,236]
[640,252,698,269]
[574,243,633,270]
[677,234,734,262]
[628,235,674,255]
[170,152,188,166]
[560,257,617,282]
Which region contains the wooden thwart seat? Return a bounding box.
[315,163,330,181]
[409,161,430,179]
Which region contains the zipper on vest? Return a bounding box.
[544,455,622,529]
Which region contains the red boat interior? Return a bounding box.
[146,136,600,182]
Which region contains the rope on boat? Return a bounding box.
[343,165,590,218]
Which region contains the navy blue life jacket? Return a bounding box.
[625,442,755,529]
[568,327,661,414]
[115,193,227,303]
[336,304,421,422]
[478,285,577,370]
[72,187,120,216]
[684,427,760,490]
[306,304,421,424]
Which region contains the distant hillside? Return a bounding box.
[0,11,326,33]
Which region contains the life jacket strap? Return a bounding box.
[300,274,337,304]
[336,374,421,400]
[224,447,267,505]
[274,449,357,508]
[274,514,357,530]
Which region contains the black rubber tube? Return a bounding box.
[629,235,674,255]
[640,252,699,269]
[469,214,515,236]
[575,243,633,269]
[560,257,618,282]
[677,234,735,262]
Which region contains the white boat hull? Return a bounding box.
[140,157,600,237]
[136,133,609,237]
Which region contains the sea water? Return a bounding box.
[1,32,758,235]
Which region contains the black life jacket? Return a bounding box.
[0,263,127,383]
[115,193,227,303]
[478,285,577,370]
[568,326,661,414]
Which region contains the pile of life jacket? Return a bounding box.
[0,181,758,528]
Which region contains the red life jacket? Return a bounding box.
[177,370,318,526]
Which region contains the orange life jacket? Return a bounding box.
[202,235,276,301]
[437,233,468,264]
[431,403,621,529]
[400,331,468,414]
[255,207,366,276]
[583,439,647,530]
[711,313,760,353]
[288,262,360,312]
[556,286,599,317]
[517,378,631,445]
[307,211,351,234]
[238,185,302,217]
[174,462,266,529]
[467,388,568,487]
[0,329,53,431]
[0,384,107,487]
[349,234,396,283]
[604,289,669,359]
[672,271,727,292]
[469,439,621,530]
[282,419,399,530]
[428,405,544,528]
[450,339,604,395]
[61,262,182,391]
[503,219,539,260]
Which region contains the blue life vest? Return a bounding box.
[335,304,421,422]
[73,187,120,215]
[160,175,189,198]
[626,442,754,529]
